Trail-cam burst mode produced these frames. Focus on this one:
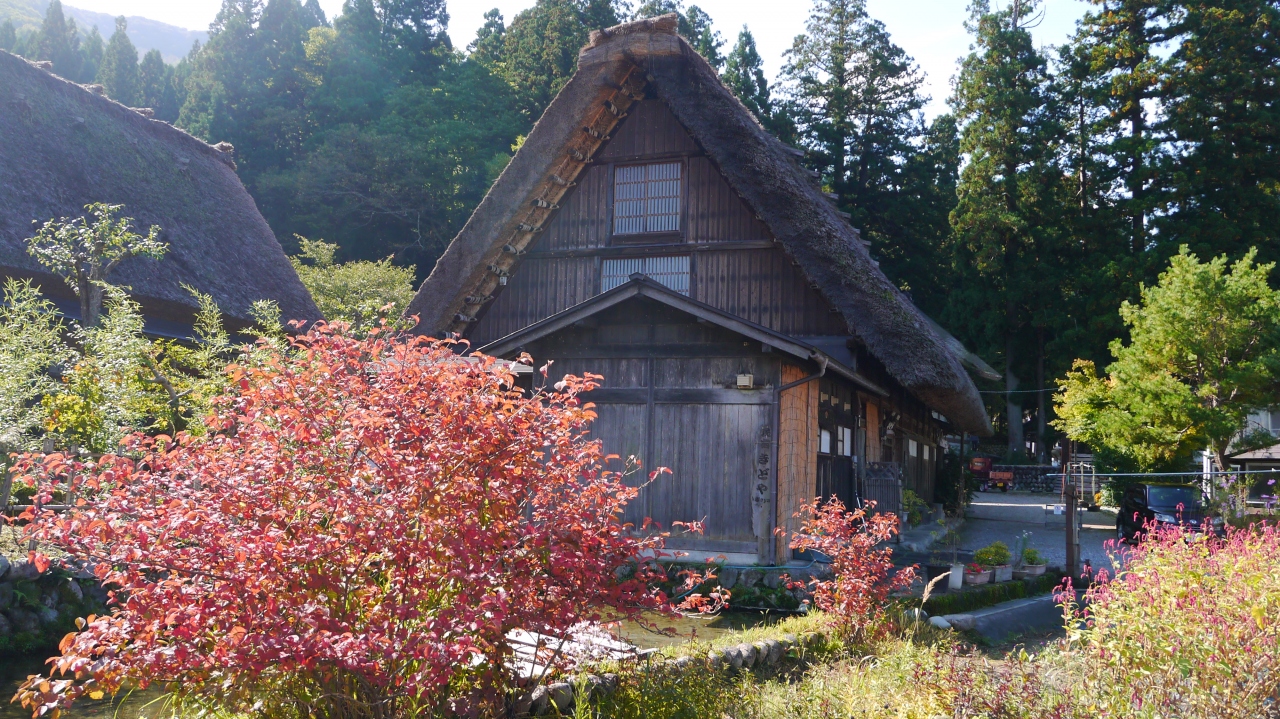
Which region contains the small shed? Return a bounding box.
[406,15,992,564]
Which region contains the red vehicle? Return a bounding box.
[969,456,1011,492]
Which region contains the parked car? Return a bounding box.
[970,455,1010,492]
[1115,483,1226,543]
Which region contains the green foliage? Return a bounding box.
[973,541,1011,568]
[289,237,416,330]
[1021,547,1044,566]
[0,18,16,50]
[96,16,138,105]
[901,488,928,526]
[25,202,167,328]
[476,0,622,121]
[0,280,74,451]
[922,572,1062,616]
[1054,247,1280,471]
[137,48,179,120]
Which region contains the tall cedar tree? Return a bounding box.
[476,0,622,121]
[950,0,1064,457]
[724,25,770,119]
[34,1,84,81]
[1161,0,1280,265]
[782,1,958,315]
[98,17,140,106]
[0,20,16,52]
[138,49,180,121]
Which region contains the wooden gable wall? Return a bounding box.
[468,99,846,346]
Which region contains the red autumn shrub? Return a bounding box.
[788,499,914,641]
[12,327,692,718]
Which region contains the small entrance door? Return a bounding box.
[817,378,857,508]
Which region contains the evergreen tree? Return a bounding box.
[302,0,328,27]
[468,9,506,65]
[34,1,82,80]
[79,26,104,83]
[948,0,1064,457]
[724,26,770,118]
[489,0,622,121]
[98,17,140,106]
[0,20,16,52]
[138,49,180,120]
[782,0,932,267]
[1161,0,1280,265]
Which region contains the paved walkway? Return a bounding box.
[957,491,1119,572]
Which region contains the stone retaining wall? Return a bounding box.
[0,557,106,651]
[991,465,1058,493]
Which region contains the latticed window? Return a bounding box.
[600,256,690,295]
[613,162,681,234]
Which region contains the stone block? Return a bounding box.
[527,685,549,715]
[0,612,10,636]
[0,555,9,580]
[718,567,739,589]
[548,682,574,713]
[6,608,39,633]
[59,578,83,603]
[737,642,757,668]
[764,638,784,664]
[739,569,765,587]
[707,649,726,670]
[752,641,769,665]
[37,605,58,625]
[929,616,952,630]
[762,571,781,589]
[723,645,743,669]
[944,614,977,631]
[0,583,12,610]
[9,561,40,582]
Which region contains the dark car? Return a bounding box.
[1116,483,1225,543]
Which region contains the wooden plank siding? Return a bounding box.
[524,300,782,557]
[468,97,845,344]
[775,363,819,560]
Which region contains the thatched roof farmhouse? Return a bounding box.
[0,50,319,333]
[406,15,992,564]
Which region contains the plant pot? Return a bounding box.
[993,564,1013,582]
[963,570,992,585]
[925,564,951,588]
[1023,563,1047,576]
[948,563,966,592]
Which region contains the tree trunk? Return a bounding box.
[1006,335,1023,459]
[1036,328,1047,463]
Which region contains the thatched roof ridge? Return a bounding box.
[405,16,990,434]
[0,51,320,327]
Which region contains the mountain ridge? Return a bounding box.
[0,0,206,63]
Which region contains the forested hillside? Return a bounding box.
[3,0,1278,450]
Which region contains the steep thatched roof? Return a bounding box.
[405,15,990,434]
[0,51,319,327]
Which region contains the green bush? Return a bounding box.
[923,573,1063,616]
[1021,547,1044,566]
[973,541,1011,568]
[902,489,929,526]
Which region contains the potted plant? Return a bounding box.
[930,520,966,592]
[974,541,1013,582]
[1013,548,1047,579]
[963,562,992,585]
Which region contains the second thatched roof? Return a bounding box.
[0,50,319,328]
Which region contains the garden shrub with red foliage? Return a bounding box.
[11,327,702,718]
[787,499,915,641]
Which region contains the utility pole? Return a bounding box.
[1065,481,1080,578]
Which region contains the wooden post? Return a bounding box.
[1065,481,1080,578]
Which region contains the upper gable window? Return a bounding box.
[613,162,681,235]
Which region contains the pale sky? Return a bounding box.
[63,0,1087,117]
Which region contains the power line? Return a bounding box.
[978,387,1057,394]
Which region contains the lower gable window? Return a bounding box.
[601,255,690,295]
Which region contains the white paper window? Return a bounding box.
[614,162,681,234]
[601,255,690,295]
[820,429,832,454]
[909,439,918,457]
[836,426,853,457]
